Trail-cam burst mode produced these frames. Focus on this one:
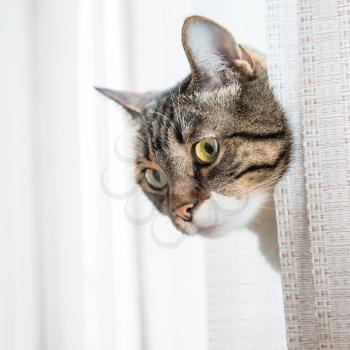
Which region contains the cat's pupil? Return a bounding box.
[204,143,214,154]
[153,169,161,182]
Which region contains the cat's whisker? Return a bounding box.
[242,165,287,195]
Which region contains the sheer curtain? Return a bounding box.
[267,1,350,349]
[1,1,287,350]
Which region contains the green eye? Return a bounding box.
[194,138,219,165]
[145,168,167,190]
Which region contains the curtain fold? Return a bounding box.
[0,1,39,349]
[267,1,350,349]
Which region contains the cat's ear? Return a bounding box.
[182,16,255,87]
[95,87,152,117]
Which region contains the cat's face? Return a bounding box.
[97,16,291,236]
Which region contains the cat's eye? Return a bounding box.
[194,138,219,165]
[145,168,167,190]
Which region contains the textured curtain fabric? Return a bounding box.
[267,1,350,349]
[1,1,293,349]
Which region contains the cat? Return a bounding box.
[96,15,292,239]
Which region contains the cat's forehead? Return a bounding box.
[142,106,207,151]
[142,85,240,136]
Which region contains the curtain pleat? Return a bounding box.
[267,1,350,349]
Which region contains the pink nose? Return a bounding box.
[173,202,195,222]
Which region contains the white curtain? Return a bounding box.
[267,0,350,349]
[1,1,287,350]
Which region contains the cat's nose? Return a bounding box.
[173,202,196,222]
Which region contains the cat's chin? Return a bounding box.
[190,223,232,238]
[197,223,243,238]
[184,191,270,237]
[184,221,250,238]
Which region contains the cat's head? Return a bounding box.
[97,16,291,236]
